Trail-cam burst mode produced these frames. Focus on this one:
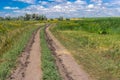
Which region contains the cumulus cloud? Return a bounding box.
[88,4,94,8]
[109,0,120,5]
[39,1,48,5]
[13,0,36,4]
[4,6,19,10]
[75,0,87,4]
[2,0,120,18]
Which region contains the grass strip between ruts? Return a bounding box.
[40,27,61,80]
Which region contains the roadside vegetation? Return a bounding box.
[51,17,120,80]
[40,27,61,80]
[0,21,40,80]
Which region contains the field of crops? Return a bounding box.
[51,18,120,80]
[0,21,40,79]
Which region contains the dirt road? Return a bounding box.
[7,28,42,80]
[45,25,92,80]
[7,24,92,80]
[24,29,42,80]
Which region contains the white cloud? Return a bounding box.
[50,0,67,3]
[75,0,86,4]
[91,0,102,4]
[4,6,19,10]
[88,4,94,8]
[13,0,36,4]
[110,0,120,5]
[39,1,48,5]
[55,0,65,2]
[2,0,120,18]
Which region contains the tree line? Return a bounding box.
[0,13,47,21]
[0,14,71,21]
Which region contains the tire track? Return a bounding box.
[45,24,92,80]
[7,27,42,80]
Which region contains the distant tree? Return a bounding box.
[41,15,47,20]
[32,13,39,20]
[35,15,47,20]
[5,16,11,20]
[18,16,24,20]
[58,16,63,21]
[37,15,42,20]
[1,13,47,21]
[0,17,4,21]
[50,18,54,21]
[11,17,18,20]
[66,18,70,21]
[32,13,36,19]
[24,14,31,20]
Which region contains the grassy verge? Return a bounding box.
[0,21,40,55]
[40,27,61,80]
[0,23,39,80]
[51,18,120,80]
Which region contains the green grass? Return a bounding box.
[51,18,120,80]
[40,27,61,80]
[56,17,120,34]
[0,21,40,80]
[0,21,40,56]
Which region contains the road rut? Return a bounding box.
[45,25,92,80]
[24,29,42,80]
[7,28,42,80]
[7,24,92,80]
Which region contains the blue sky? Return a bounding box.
[0,0,120,18]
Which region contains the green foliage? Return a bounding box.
[56,21,80,30]
[0,17,4,21]
[51,18,120,80]
[24,14,31,20]
[55,17,120,35]
[57,16,64,21]
[0,21,39,80]
[66,18,70,21]
[0,21,39,55]
[0,14,47,21]
[40,27,61,80]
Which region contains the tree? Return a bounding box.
[32,13,39,20]
[58,16,63,21]
[66,18,70,21]
[5,16,11,20]
[24,14,31,20]
[18,16,24,20]
[50,18,54,21]
[35,15,47,20]
[0,17,4,21]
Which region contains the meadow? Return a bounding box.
[0,21,40,80]
[51,17,120,80]
[0,17,120,80]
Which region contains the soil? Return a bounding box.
[7,28,42,80]
[45,24,92,80]
[7,24,92,80]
